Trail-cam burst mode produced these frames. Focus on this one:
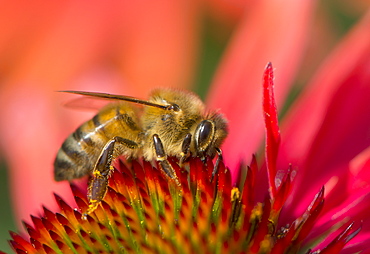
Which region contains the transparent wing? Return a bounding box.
[62,96,111,112]
[60,91,168,109]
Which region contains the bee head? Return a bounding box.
[194,113,228,159]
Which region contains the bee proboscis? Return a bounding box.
[54,88,228,217]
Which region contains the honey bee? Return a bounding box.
[54,88,228,216]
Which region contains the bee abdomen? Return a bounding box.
[54,129,97,181]
[54,103,142,182]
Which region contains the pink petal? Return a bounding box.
[280,10,370,214]
[207,0,315,178]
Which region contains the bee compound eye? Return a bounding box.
[195,120,215,152]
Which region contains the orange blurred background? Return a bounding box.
[0,0,368,252]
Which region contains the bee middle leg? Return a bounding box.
[84,136,138,218]
[153,134,181,186]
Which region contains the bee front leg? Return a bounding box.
[210,147,223,182]
[84,136,138,218]
[153,134,181,186]
[179,133,192,167]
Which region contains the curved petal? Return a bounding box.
[207,0,315,178]
[280,10,370,215]
[262,63,281,196]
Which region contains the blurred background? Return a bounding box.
[0,1,368,252]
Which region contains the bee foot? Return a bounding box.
[81,201,99,220]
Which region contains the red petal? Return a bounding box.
[241,155,257,215]
[9,231,35,253]
[272,167,292,213]
[263,62,281,197]
[293,187,325,245]
[249,196,272,252]
[320,222,362,253]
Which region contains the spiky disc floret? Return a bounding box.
[8,157,359,254]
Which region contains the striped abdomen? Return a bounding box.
[54,103,142,181]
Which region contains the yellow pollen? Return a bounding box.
[93,171,102,177]
[250,203,263,221]
[260,238,272,252]
[231,187,240,201]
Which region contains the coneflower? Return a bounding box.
[5,64,363,254]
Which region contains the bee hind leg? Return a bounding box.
[153,134,181,186]
[83,136,138,219]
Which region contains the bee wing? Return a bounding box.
[62,96,111,112]
[59,90,168,110]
